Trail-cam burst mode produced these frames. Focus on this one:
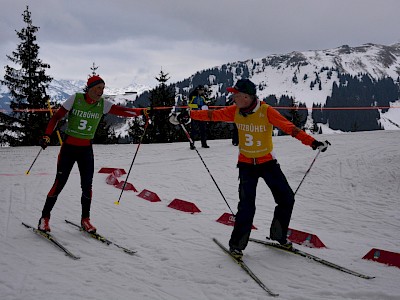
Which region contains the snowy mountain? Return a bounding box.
[235,43,400,107]
[0,79,150,112]
[175,43,400,107]
[2,42,400,131]
[165,43,400,131]
[47,79,151,106]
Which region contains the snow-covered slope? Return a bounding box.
[1,130,399,299]
[174,43,400,131]
[46,79,150,104]
[0,79,150,111]
[248,43,400,107]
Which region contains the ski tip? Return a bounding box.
[114,201,120,205]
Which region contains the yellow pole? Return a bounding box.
[46,98,63,145]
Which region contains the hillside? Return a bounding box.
[1,43,400,134]
[0,79,150,113]
[174,43,400,106]
[151,43,400,131]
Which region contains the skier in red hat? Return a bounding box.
[37,75,150,233]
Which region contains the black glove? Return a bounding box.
[311,140,330,152]
[39,135,50,150]
[177,110,190,124]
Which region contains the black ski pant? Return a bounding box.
[229,160,295,250]
[41,143,94,219]
[191,120,208,146]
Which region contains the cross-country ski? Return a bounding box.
[249,238,375,279]
[65,219,136,255]
[22,222,80,260]
[213,238,279,297]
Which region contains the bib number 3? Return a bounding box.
[78,119,92,131]
[244,133,262,147]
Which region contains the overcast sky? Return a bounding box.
[1,0,400,89]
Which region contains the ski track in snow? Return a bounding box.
[0,130,399,300]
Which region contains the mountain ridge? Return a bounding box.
[1,42,400,131]
[174,42,400,108]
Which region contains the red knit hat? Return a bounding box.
[87,75,105,89]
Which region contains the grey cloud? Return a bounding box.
[1,0,400,87]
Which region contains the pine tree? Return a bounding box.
[127,116,145,144]
[144,69,177,143]
[1,6,52,146]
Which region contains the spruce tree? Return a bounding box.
[145,70,177,143]
[1,6,52,145]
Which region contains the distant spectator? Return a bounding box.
[188,85,210,149]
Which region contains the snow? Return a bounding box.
[1,130,399,300]
[380,101,400,129]
[241,43,400,112]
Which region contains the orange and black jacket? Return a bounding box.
[190,102,315,164]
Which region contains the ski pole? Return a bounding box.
[26,95,63,175]
[294,149,321,195]
[179,122,235,215]
[114,118,150,205]
[25,148,42,175]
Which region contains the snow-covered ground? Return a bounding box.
[1,130,399,300]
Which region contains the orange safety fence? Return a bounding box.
[2,105,400,113]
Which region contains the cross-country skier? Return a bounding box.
[174,78,330,259]
[38,75,150,233]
